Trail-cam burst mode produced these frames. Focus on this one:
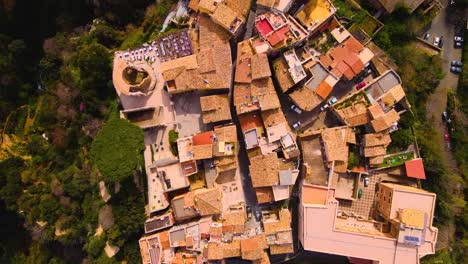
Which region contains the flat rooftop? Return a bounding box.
[296,0,336,31]
[364,70,401,101]
[301,135,328,186]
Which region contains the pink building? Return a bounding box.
[298,181,438,264]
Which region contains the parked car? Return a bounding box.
[254,210,262,222]
[290,104,302,114]
[454,36,464,42]
[439,36,444,48]
[356,81,367,90]
[358,189,363,199]
[442,111,448,122]
[320,104,329,112]
[246,206,252,218]
[364,177,370,187]
[444,130,450,142]
[451,60,463,67]
[433,37,440,47]
[424,33,430,40]
[328,96,338,105]
[451,67,462,74]
[455,41,463,48]
[442,111,452,123]
[292,121,302,129]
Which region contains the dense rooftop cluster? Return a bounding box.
[110,1,439,263]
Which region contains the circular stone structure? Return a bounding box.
[112,53,157,96]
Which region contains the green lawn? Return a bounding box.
[378,152,415,168]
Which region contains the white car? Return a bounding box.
[292,121,301,129]
[454,36,464,42]
[433,37,440,47]
[290,104,302,114]
[320,104,329,112]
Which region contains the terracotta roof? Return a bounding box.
[321,127,353,161]
[198,14,230,46]
[364,145,387,157]
[223,210,247,234]
[162,16,232,93]
[188,0,200,11]
[211,3,239,31]
[251,78,280,111]
[241,234,268,260]
[255,187,275,203]
[160,231,170,249]
[381,84,406,107]
[193,131,215,145]
[261,108,287,128]
[266,26,290,46]
[336,102,370,126]
[198,0,217,13]
[405,158,426,180]
[200,94,232,123]
[225,0,251,18]
[249,153,280,187]
[209,224,223,240]
[371,109,400,132]
[364,132,391,147]
[273,57,295,93]
[320,36,368,81]
[289,88,323,111]
[368,103,385,119]
[251,53,271,80]
[194,188,223,215]
[270,244,294,255]
[223,240,241,258]
[215,155,237,172]
[192,144,213,160]
[238,112,262,132]
[235,40,254,83]
[315,81,333,99]
[207,242,224,260]
[263,209,291,235]
[214,125,238,142]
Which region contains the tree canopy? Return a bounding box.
[90,118,144,183]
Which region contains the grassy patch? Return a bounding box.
[378,152,414,168]
[168,129,179,157]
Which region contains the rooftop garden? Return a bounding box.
[377,151,414,169]
[169,129,179,157]
[334,90,371,110]
[334,0,383,38]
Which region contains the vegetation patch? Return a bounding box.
[378,152,414,168]
[90,118,144,183]
[168,129,179,157]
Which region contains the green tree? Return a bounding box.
[90,118,144,183]
[74,43,112,99]
[85,236,106,259]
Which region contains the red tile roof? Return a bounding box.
[405,158,426,180]
[266,26,289,46]
[320,36,366,80]
[192,131,215,145]
[315,82,333,99]
[238,113,263,132]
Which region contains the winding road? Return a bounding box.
[423,0,465,249]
